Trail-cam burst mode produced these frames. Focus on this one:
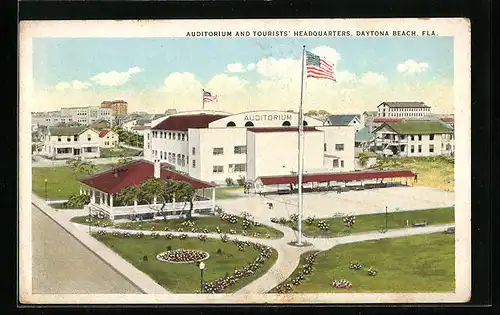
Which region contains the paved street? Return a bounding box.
[31,205,142,294]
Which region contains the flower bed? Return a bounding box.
[332,279,352,289]
[202,243,273,294]
[274,252,319,293]
[156,249,210,264]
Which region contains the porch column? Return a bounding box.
[99,192,103,206]
[153,196,157,206]
[109,194,114,220]
[211,188,216,213]
[79,185,82,195]
[91,189,96,204]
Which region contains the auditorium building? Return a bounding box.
[143,110,356,185]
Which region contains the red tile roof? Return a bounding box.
[78,160,214,194]
[256,169,415,185]
[248,127,320,133]
[99,129,110,138]
[152,114,228,131]
[373,118,403,123]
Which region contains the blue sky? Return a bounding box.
[33,36,453,89]
[32,36,455,114]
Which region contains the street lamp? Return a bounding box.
[199,261,205,293]
[44,179,48,201]
[385,206,388,232]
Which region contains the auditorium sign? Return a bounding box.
[244,114,293,121]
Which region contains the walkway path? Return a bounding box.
[32,156,142,168]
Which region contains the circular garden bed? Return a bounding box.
[156,249,210,264]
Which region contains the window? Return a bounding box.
[213,147,224,155]
[429,144,434,153]
[418,145,422,153]
[226,121,236,127]
[67,137,71,142]
[147,133,150,140]
[181,134,185,141]
[335,144,344,151]
[418,135,422,141]
[324,143,327,152]
[213,165,223,173]
[303,120,308,126]
[410,135,414,141]
[160,151,163,159]
[340,160,344,168]
[245,121,254,127]
[446,144,451,150]
[192,160,196,168]
[177,153,181,164]
[229,163,246,172]
[181,155,185,166]
[58,137,61,142]
[57,148,71,154]
[87,134,91,141]
[234,146,247,154]
[192,147,196,155]
[332,159,339,168]
[429,134,434,140]
[160,132,163,139]
[169,133,172,139]
[74,135,78,141]
[410,145,415,153]
[177,133,181,140]
[85,147,95,153]
[282,121,291,126]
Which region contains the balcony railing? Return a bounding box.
[375,138,408,144]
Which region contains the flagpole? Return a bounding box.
[297,45,306,246]
[202,89,205,110]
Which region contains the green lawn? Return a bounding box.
[71,214,284,239]
[271,232,455,293]
[100,147,142,158]
[283,207,454,237]
[32,165,113,200]
[372,156,454,191]
[93,233,278,293]
[197,187,243,200]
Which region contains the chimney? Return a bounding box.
[154,159,161,179]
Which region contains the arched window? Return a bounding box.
[282,121,291,126]
[303,120,308,126]
[226,121,236,127]
[245,121,254,127]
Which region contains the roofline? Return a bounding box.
[255,169,415,181]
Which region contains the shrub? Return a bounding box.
[289,213,299,222]
[167,245,172,251]
[225,177,235,186]
[305,216,315,225]
[217,248,223,255]
[143,255,148,262]
[236,175,246,187]
[66,194,91,209]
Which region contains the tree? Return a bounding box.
[317,109,330,116]
[305,110,318,117]
[140,178,165,204]
[76,162,99,175]
[161,179,195,220]
[113,156,131,167]
[119,186,141,206]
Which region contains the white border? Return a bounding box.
[19,18,471,304]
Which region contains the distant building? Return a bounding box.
[377,102,431,118]
[164,109,178,115]
[372,121,454,157]
[101,100,128,116]
[99,129,119,148]
[354,127,375,153]
[326,114,363,132]
[42,126,101,160]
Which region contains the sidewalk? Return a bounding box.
[31,194,170,294]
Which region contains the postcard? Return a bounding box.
[19,18,471,304]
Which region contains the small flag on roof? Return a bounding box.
[203,89,218,103]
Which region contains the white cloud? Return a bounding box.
[207,74,247,93]
[397,59,430,74]
[226,63,246,73]
[360,72,387,85]
[247,63,256,71]
[256,57,301,78]
[310,46,341,65]
[55,80,91,91]
[90,66,144,86]
[335,71,357,83]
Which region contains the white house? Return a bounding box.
[144,110,356,185]
[42,126,101,160]
[99,129,119,148]
[326,114,363,132]
[372,121,454,157]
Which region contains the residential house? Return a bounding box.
[372,121,454,157]
[99,129,119,148]
[326,114,363,132]
[42,126,101,160]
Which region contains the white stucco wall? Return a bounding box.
[316,125,356,172]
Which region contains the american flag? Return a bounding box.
[203,89,218,103]
[306,51,335,81]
